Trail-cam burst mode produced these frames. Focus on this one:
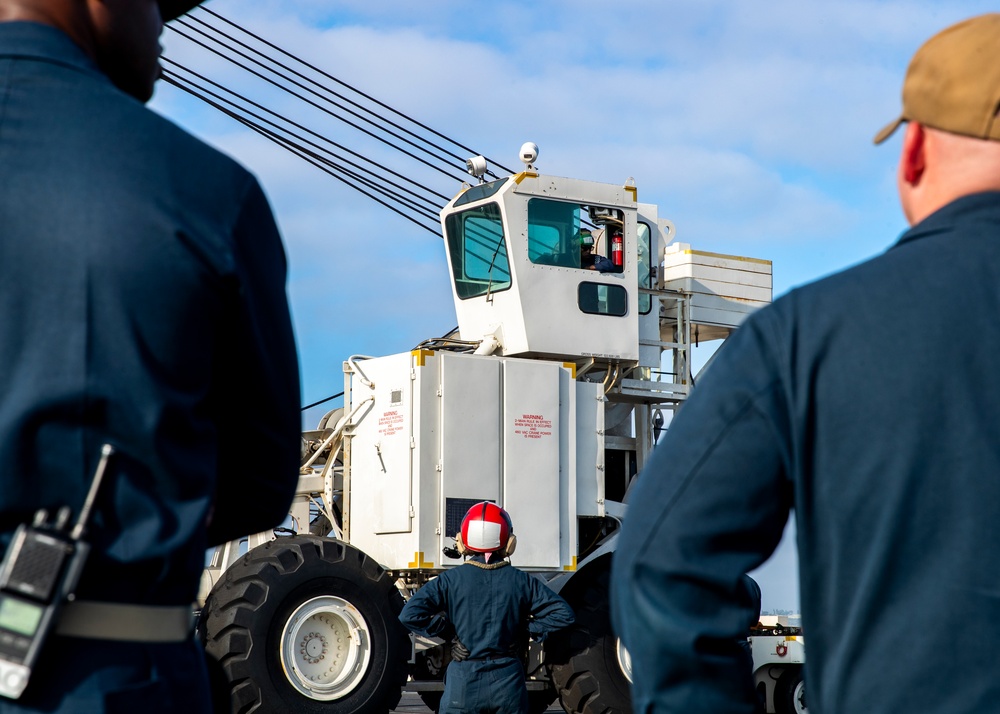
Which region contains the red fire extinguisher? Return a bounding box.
[611,231,624,268]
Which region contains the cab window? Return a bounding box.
[527,198,623,274]
[527,198,582,268]
[444,202,510,299]
[638,222,652,314]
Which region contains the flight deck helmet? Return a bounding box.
[456,502,517,557]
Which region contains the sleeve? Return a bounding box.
[206,176,302,545]
[610,309,793,713]
[526,576,576,642]
[400,576,452,639]
[594,254,616,273]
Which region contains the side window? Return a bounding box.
[578,283,628,316]
[444,203,510,299]
[527,198,625,274]
[638,222,652,314]
[528,198,581,268]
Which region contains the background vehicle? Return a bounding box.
[197,146,802,714]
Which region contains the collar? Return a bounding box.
[895,191,1000,249]
[0,21,103,78]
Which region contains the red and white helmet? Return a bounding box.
[457,502,516,556]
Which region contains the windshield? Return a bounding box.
[444,202,511,300]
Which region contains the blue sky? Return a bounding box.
[152,1,995,611]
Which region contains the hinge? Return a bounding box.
[409,506,415,518]
[410,437,416,449]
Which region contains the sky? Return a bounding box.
[152,0,995,611]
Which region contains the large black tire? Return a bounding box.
[526,687,559,713]
[774,666,808,714]
[199,535,409,714]
[412,643,448,712]
[547,565,631,714]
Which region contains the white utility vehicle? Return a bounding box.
[197,144,804,714]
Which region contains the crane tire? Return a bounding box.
[547,565,631,714]
[774,665,808,714]
[198,535,408,714]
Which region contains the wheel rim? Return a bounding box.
[279,595,372,700]
[615,638,633,683]
[793,678,807,714]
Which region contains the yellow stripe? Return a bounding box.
[677,249,771,266]
[408,552,435,569]
[513,171,538,184]
[411,349,435,366]
[563,556,578,571]
[562,362,577,379]
[624,185,637,202]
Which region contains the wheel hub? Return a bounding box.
[279,595,373,700]
[300,631,328,664]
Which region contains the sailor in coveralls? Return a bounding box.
[400,502,575,713]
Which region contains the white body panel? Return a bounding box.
[662,242,772,330]
[346,350,596,572]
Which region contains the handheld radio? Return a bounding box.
[0,444,113,699]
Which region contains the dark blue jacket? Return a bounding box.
[401,557,574,713]
[0,22,301,607]
[400,557,575,659]
[612,192,1000,713]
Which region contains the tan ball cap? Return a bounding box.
[874,13,1000,144]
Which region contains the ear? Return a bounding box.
[504,534,517,557]
[900,121,927,186]
[456,533,467,555]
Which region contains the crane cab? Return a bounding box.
[440,170,666,369]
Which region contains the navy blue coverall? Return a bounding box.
[400,555,575,713]
[0,22,301,713]
[612,193,1000,713]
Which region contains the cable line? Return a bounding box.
[161,71,442,235]
[161,58,449,212]
[197,6,515,176]
[160,8,515,233]
[168,21,471,184]
[182,12,486,178]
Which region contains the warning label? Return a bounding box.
[513,413,553,440]
[378,410,405,436]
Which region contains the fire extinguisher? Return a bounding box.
[611,231,624,268]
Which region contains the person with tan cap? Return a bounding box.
[0,0,301,712]
[612,13,1000,713]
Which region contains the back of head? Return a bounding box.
[0,0,205,101]
[874,13,1000,145]
[874,14,1000,222]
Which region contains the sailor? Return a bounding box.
[400,502,575,714]
[579,229,615,272]
[0,0,301,711]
